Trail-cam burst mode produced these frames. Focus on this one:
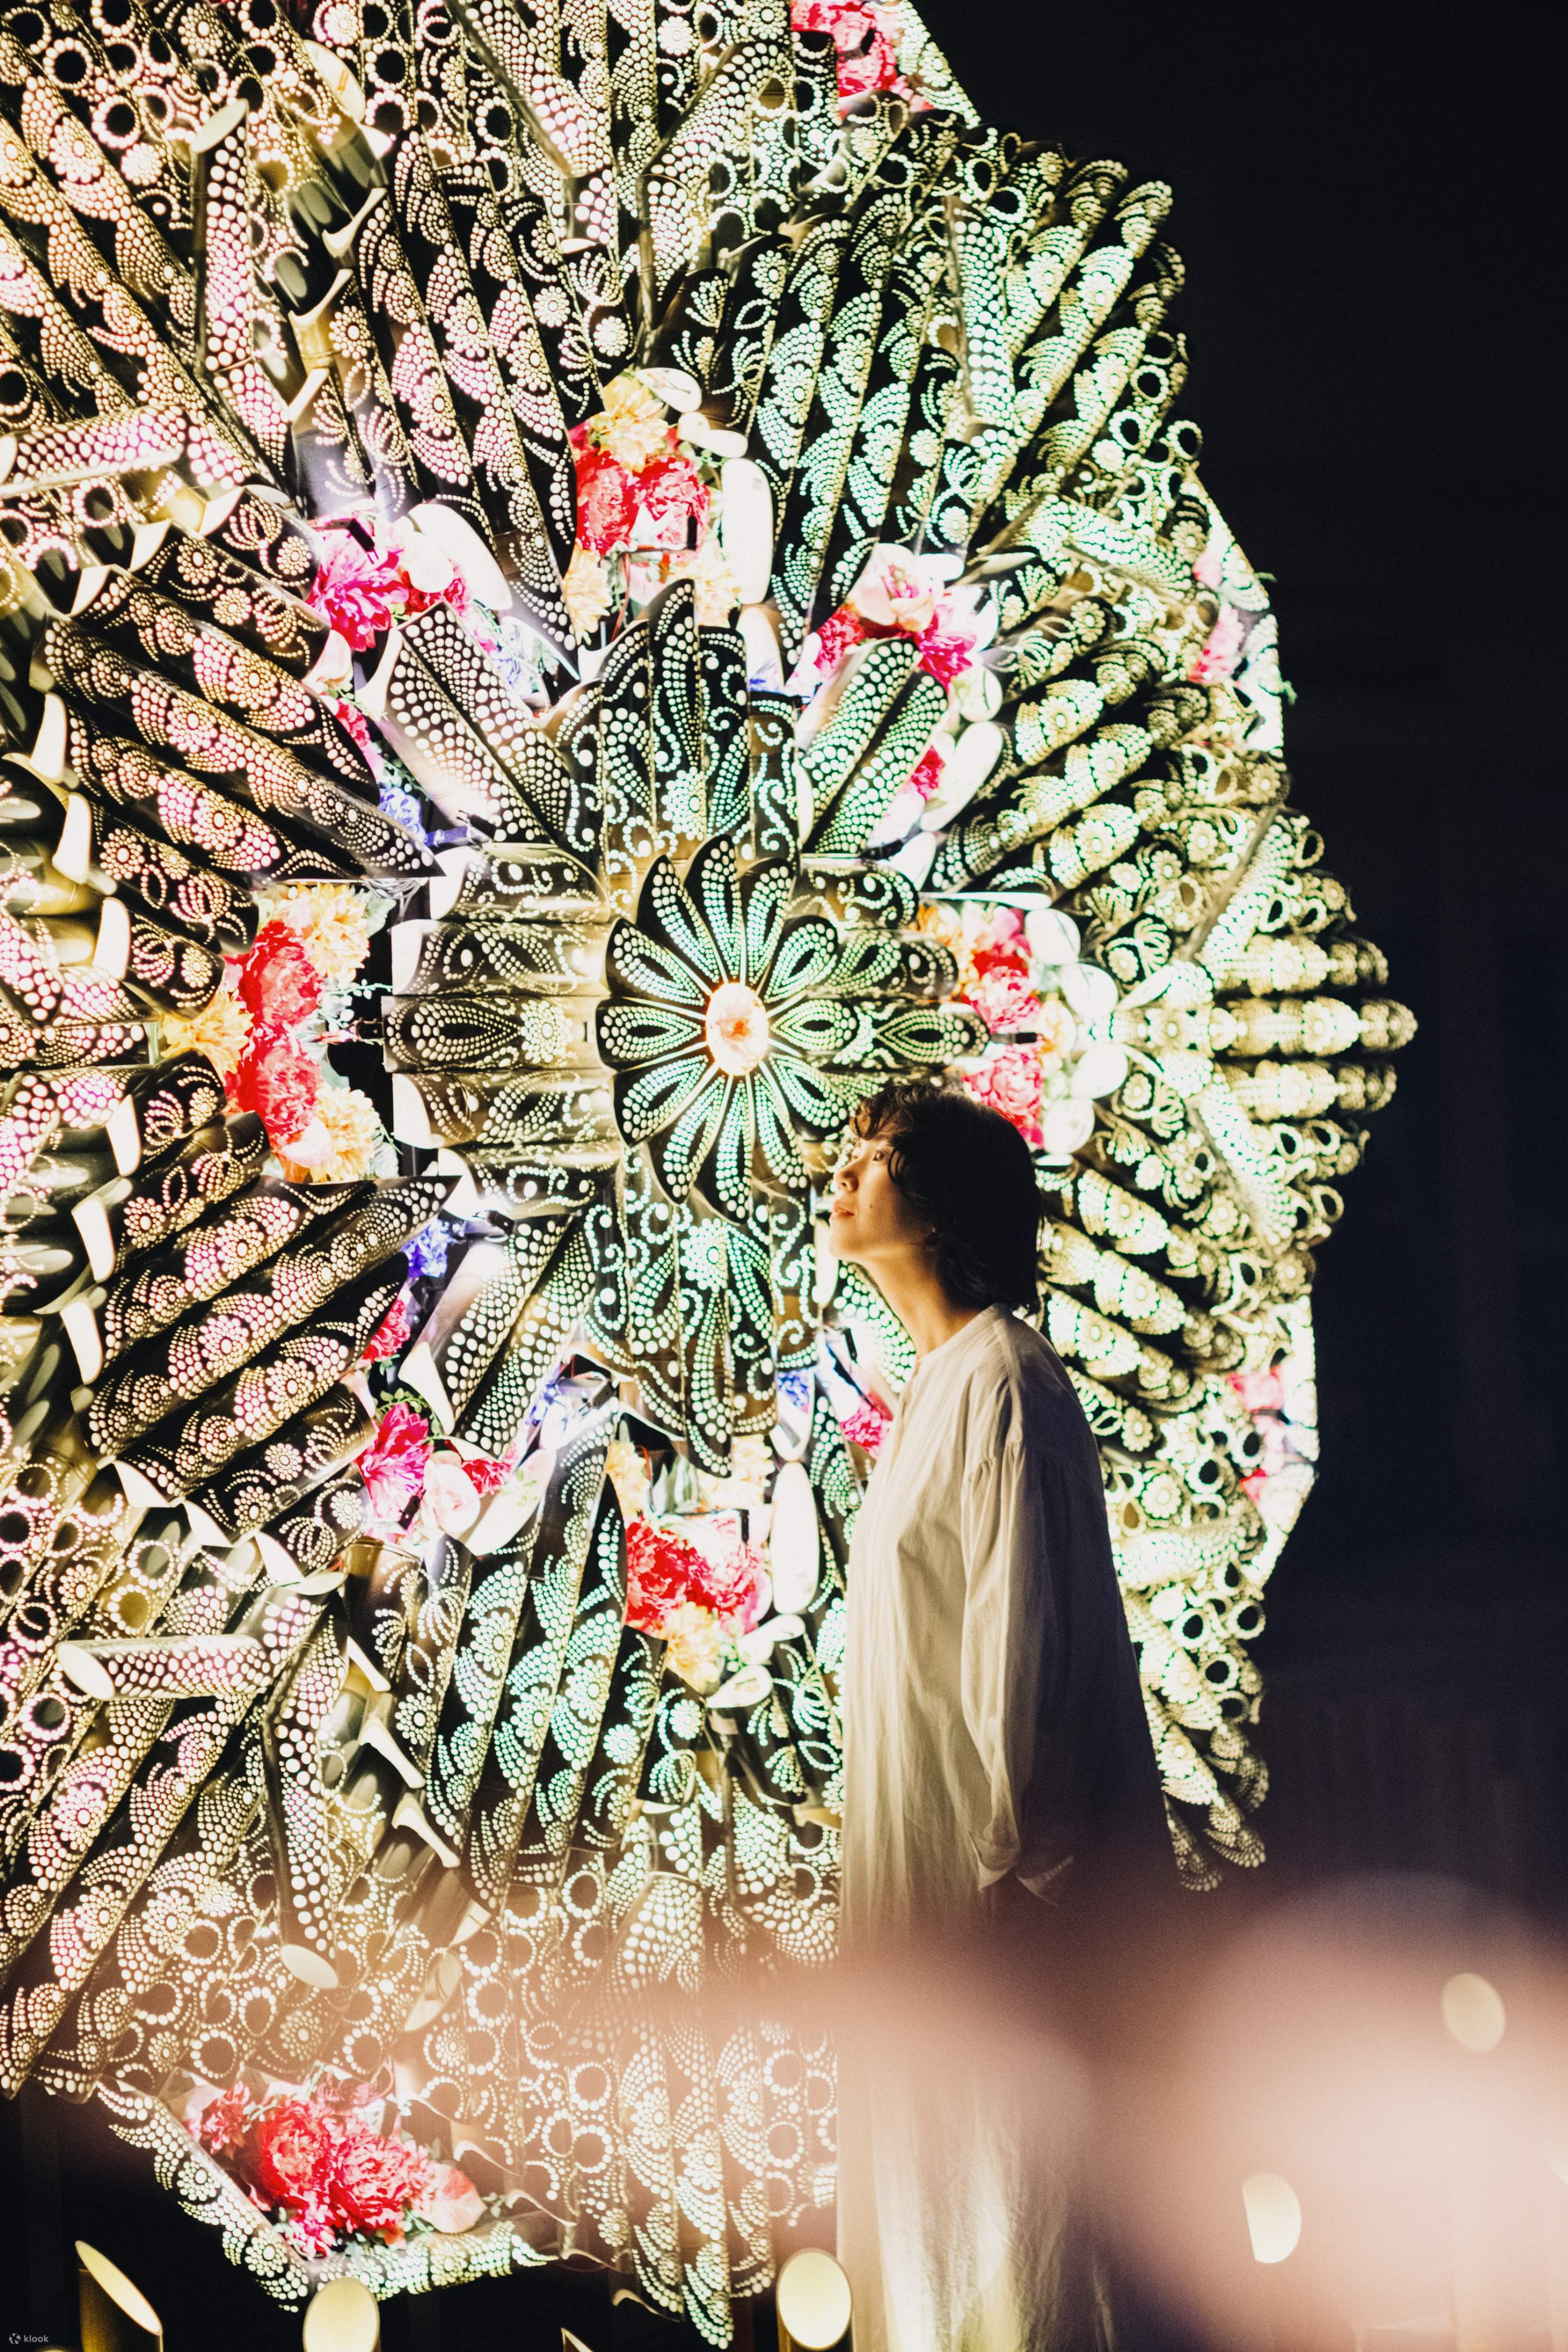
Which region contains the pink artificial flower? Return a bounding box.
[967,964,1042,1034]
[839,1396,892,1456]
[335,698,372,754]
[637,453,709,550]
[968,906,1031,980]
[307,532,406,652]
[362,1296,410,1365]
[280,2193,341,2261]
[359,1401,432,1529]
[416,2162,485,2236]
[849,546,942,635]
[814,605,866,671]
[961,1045,1044,1147]
[694,1539,768,1634]
[574,443,640,554]
[1241,1471,1270,1505]
[910,743,946,800]
[1189,603,1251,683]
[227,1030,319,1148]
[916,624,977,688]
[193,2081,253,2157]
[420,1452,482,1540]
[237,921,322,1030]
[1229,1368,1286,1415]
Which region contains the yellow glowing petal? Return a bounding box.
[276,1086,384,1184]
[159,976,252,1077]
[563,544,613,639]
[274,883,374,987]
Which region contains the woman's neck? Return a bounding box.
[869,1258,985,1362]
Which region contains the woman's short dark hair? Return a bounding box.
[854,1080,1043,1313]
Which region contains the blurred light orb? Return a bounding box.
[303,2274,379,2352]
[776,2247,853,2347]
[1241,2172,1302,2265]
[1440,1971,1505,2053]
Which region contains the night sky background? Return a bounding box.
[4,7,1565,2345]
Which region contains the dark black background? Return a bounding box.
[4,7,1565,2345]
[916,0,1568,1911]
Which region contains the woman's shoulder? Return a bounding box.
[959,1307,1081,1434]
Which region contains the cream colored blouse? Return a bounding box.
[841,1301,1159,1934]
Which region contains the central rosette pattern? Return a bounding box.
[705,981,770,1077]
[596,835,985,1224]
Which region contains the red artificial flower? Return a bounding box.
[242,2099,337,2210]
[814,604,865,672]
[910,744,946,800]
[574,444,640,555]
[399,566,468,622]
[968,906,1031,981]
[280,2193,340,2262]
[625,1518,707,1634]
[460,1445,518,1497]
[916,624,977,688]
[237,921,323,1029]
[307,532,407,652]
[835,19,901,95]
[359,1400,433,1528]
[327,2123,429,2244]
[362,1296,410,1365]
[637,452,709,550]
[195,2081,253,2157]
[839,1396,892,1456]
[228,1030,319,1148]
[792,0,903,96]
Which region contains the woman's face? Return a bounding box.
[827,1125,930,1269]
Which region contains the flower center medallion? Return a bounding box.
[704,981,770,1076]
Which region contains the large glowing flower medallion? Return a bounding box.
[598,838,983,1221]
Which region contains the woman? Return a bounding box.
[828,1080,1166,2352]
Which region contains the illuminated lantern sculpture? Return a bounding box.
[0,0,1410,2332]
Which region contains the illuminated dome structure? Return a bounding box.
[0,0,1410,2330]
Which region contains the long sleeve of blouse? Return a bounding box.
[959,1403,1056,1889]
